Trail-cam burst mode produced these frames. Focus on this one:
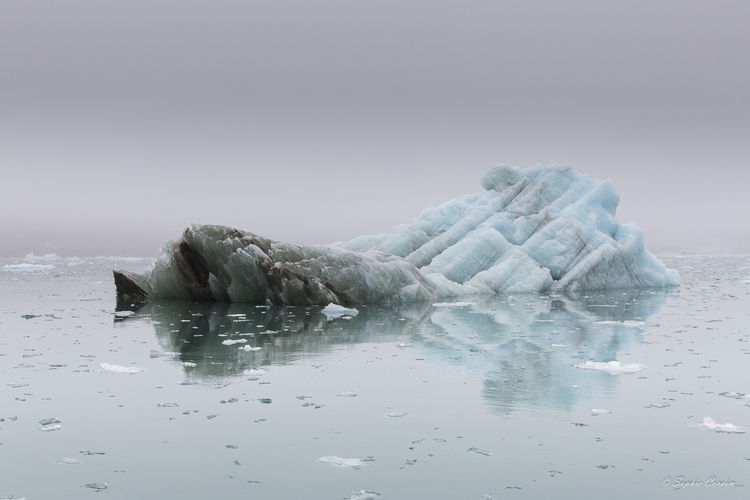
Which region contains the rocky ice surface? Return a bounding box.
[114,164,678,305]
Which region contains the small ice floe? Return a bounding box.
[574,360,647,375]
[347,491,385,500]
[182,362,197,368]
[701,417,745,434]
[337,391,357,397]
[395,343,413,349]
[83,482,108,491]
[591,409,612,416]
[156,403,179,408]
[239,345,261,351]
[56,457,81,464]
[321,304,359,320]
[243,368,266,376]
[221,339,247,345]
[100,363,144,374]
[39,417,61,426]
[385,412,408,418]
[432,301,475,308]
[318,456,364,469]
[467,447,492,456]
[39,424,62,432]
[113,310,135,319]
[719,392,750,405]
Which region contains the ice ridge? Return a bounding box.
[114,164,678,305]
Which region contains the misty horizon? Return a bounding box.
[2,1,748,257]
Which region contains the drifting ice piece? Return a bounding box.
[114,164,678,304]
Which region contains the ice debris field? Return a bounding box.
[114,164,678,305]
[1,252,749,499]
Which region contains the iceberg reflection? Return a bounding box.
[118,288,674,413]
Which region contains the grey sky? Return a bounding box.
[1,1,748,257]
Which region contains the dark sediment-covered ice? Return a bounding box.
[114,164,678,305]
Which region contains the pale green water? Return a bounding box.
[1,254,748,499]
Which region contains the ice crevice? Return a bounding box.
[114,164,679,305]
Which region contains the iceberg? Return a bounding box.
[114,164,678,304]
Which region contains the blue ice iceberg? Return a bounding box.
[114,164,678,304]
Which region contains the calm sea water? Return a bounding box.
[1,253,748,499]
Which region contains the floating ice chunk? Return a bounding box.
[39,424,62,432]
[574,360,647,374]
[347,491,386,500]
[113,310,135,318]
[221,338,247,345]
[244,368,266,376]
[100,363,144,374]
[182,362,197,367]
[318,456,364,469]
[156,403,179,407]
[337,391,357,397]
[56,457,81,464]
[385,411,408,418]
[467,447,492,456]
[239,345,261,351]
[591,409,612,415]
[719,392,750,403]
[321,304,359,320]
[39,417,62,426]
[702,417,745,434]
[84,482,108,491]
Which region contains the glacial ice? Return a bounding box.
[114,164,678,305]
[574,360,647,374]
[99,363,145,374]
[318,456,364,468]
[701,417,745,434]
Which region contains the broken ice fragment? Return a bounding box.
[574,360,647,374]
[702,417,745,434]
[337,391,357,397]
[56,457,81,464]
[385,412,408,418]
[321,304,359,320]
[347,491,386,500]
[239,345,261,351]
[39,417,61,426]
[83,482,107,491]
[99,363,144,374]
[39,424,61,432]
[591,409,612,415]
[318,456,364,469]
[221,339,247,345]
[467,447,492,456]
[156,403,179,407]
